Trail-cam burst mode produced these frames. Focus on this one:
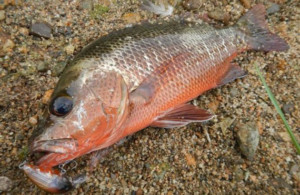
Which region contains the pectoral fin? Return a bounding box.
[217,64,247,87]
[129,82,155,105]
[151,104,214,128]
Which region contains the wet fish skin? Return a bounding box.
[24,4,289,193]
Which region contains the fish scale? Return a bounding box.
[23,5,289,193]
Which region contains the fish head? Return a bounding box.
[29,68,129,167]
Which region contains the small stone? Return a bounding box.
[234,167,244,182]
[270,178,292,190]
[3,39,15,52]
[219,118,235,135]
[290,164,299,175]
[64,44,75,55]
[56,26,72,36]
[267,3,280,15]
[42,89,54,104]
[208,9,230,24]
[182,0,205,11]
[282,103,294,115]
[0,10,5,21]
[11,147,17,155]
[278,131,291,142]
[184,152,196,166]
[208,100,219,112]
[237,122,259,160]
[79,0,93,10]
[30,22,52,38]
[29,116,38,125]
[19,27,29,36]
[167,191,173,195]
[0,176,13,192]
[37,62,48,72]
[136,188,143,195]
[122,12,141,24]
[6,158,11,163]
[240,0,251,9]
[230,88,239,97]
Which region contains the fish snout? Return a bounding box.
[29,138,78,167]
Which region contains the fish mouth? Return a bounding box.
[30,138,78,163]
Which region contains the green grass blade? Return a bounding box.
[255,63,300,154]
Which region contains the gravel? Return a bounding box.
[30,22,52,39]
[0,0,299,194]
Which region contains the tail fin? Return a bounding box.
[236,4,289,52]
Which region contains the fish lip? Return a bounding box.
[30,138,78,163]
[31,138,78,153]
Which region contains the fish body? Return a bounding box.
[23,4,288,193]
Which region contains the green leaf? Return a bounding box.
[255,63,300,154]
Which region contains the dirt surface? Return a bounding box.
[0,0,299,194]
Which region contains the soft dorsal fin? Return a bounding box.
[151,104,214,128]
[216,63,247,87]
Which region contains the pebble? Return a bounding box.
[289,164,299,175]
[79,0,93,10]
[19,27,29,36]
[30,22,52,38]
[0,176,13,192]
[42,89,54,104]
[219,118,235,135]
[282,103,294,115]
[184,152,196,166]
[208,9,230,24]
[122,12,141,24]
[136,188,143,195]
[0,10,5,21]
[6,158,11,163]
[278,131,291,142]
[236,122,259,160]
[234,167,244,182]
[37,62,48,72]
[64,44,75,55]
[182,0,205,11]
[0,0,22,10]
[29,116,38,125]
[230,88,239,97]
[2,39,15,52]
[240,0,251,9]
[267,4,280,15]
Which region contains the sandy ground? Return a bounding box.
[0,0,299,194]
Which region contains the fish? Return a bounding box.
[22,4,289,193]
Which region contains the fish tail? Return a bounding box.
[236,4,289,51]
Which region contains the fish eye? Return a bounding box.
[50,96,73,116]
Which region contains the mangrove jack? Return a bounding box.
[22,4,288,193]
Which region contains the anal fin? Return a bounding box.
[217,63,247,87]
[151,104,214,128]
